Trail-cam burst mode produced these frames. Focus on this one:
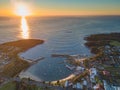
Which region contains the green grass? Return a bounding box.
[110,41,120,46]
[0,82,54,90]
[0,82,16,90]
[36,87,54,90]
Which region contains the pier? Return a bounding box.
[51,54,70,58]
[32,57,45,64]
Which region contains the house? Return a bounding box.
[76,66,85,71]
[93,84,99,90]
[73,83,83,90]
[83,80,87,86]
[0,77,5,84]
[64,80,73,87]
[93,84,104,90]
[89,68,97,83]
[102,70,110,76]
[89,68,97,76]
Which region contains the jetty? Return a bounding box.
[52,54,87,58]
[65,65,75,70]
[52,54,87,64]
[32,57,45,64]
[19,57,45,75]
[51,54,70,58]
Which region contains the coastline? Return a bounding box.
[0,39,44,77]
[14,32,120,85]
[0,32,119,90]
[19,71,42,82]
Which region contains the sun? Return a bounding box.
[14,3,31,17]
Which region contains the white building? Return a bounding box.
[73,83,83,89]
[89,68,97,83]
[93,84,99,90]
[76,66,85,71]
[83,80,87,86]
[64,80,73,87]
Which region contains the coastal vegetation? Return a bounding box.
[0,39,44,77]
[85,33,120,54]
[0,81,54,90]
[1,39,44,52]
[0,81,16,90]
[110,41,120,46]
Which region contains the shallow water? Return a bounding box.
[0,16,120,81]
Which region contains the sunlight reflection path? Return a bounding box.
[21,16,29,39]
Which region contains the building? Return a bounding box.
[89,68,97,83]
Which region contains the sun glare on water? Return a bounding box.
[14,3,31,39]
[21,17,29,39]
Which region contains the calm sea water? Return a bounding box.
[0,16,120,81]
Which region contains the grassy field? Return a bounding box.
[1,39,44,52]
[110,41,120,46]
[0,81,53,90]
[0,82,16,90]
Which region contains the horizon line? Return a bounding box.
[0,14,120,17]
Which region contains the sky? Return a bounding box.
[0,0,120,16]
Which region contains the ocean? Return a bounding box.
[0,16,120,81]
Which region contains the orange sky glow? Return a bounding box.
[0,0,120,16]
